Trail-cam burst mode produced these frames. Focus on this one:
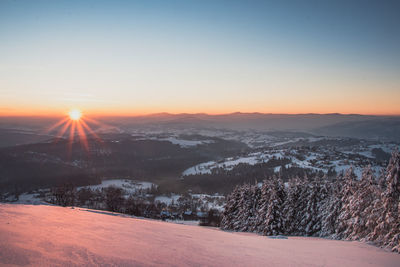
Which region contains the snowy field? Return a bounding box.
[135,134,215,148]
[182,145,394,178]
[77,179,156,194]
[181,150,328,177]
[0,204,399,267]
[154,194,181,205]
[160,137,215,147]
[182,151,284,176]
[6,192,44,205]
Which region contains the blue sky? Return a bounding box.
[0,0,399,115]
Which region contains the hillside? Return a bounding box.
[1,204,399,267]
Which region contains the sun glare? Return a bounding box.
[44,109,105,155]
[69,109,82,121]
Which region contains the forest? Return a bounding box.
[221,151,400,253]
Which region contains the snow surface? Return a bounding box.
[165,219,199,226]
[182,152,284,176]
[137,135,215,148]
[162,137,214,148]
[154,194,181,205]
[182,147,388,179]
[7,192,43,205]
[77,179,155,194]
[1,204,399,267]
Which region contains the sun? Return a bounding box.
[44,108,105,155]
[69,109,82,121]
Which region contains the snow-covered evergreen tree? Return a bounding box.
[366,169,386,242]
[262,176,286,236]
[282,177,302,235]
[298,175,328,236]
[320,174,343,238]
[372,151,400,252]
[297,175,315,236]
[220,150,400,253]
[236,184,258,231]
[221,185,242,230]
[248,184,261,232]
[336,167,357,239]
[314,175,330,236]
[255,180,271,233]
[349,166,378,240]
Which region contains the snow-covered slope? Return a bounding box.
[0,204,399,267]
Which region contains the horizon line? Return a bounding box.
[1,111,400,118]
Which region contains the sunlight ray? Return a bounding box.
[68,121,76,154]
[42,110,104,155]
[82,116,108,128]
[43,117,69,134]
[76,121,89,151]
[53,120,72,144]
[80,120,102,142]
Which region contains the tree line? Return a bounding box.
[49,184,222,226]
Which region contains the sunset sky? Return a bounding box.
[1,0,399,116]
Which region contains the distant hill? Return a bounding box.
[314,117,400,142]
[0,128,53,148]
[1,113,399,141]
[114,113,399,141]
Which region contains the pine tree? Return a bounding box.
[255,180,271,233]
[336,167,357,239]
[373,151,400,252]
[298,176,328,236]
[282,177,302,235]
[248,184,262,232]
[320,174,343,238]
[262,176,286,236]
[313,175,330,236]
[366,170,386,242]
[349,166,378,240]
[298,176,314,236]
[221,186,242,230]
[236,184,257,231]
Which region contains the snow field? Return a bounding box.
[1,204,399,267]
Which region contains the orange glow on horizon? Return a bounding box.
[1,106,400,117]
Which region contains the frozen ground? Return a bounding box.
[1,204,399,267]
[161,137,214,148]
[182,145,394,178]
[182,151,284,176]
[77,179,156,194]
[135,134,215,148]
[154,194,181,205]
